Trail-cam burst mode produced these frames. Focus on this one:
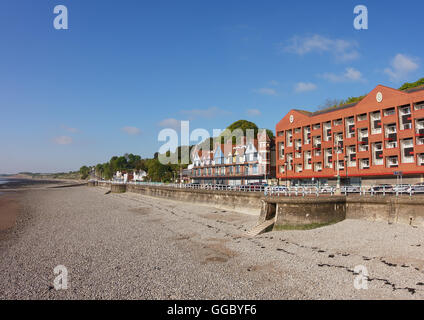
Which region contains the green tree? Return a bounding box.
[399,77,424,91]
[79,166,90,180]
[102,163,113,180]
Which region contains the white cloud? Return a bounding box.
[121,126,141,135]
[158,118,181,130]
[61,125,79,133]
[253,88,277,96]
[294,82,317,93]
[384,54,419,82]
[180,106,231,119]
[246,109,261,116]
[321,67,365,83]
[54,136,73,145]
[283,34,359,62]
[269,80,279,86]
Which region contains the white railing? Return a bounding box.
[96,180,424,197]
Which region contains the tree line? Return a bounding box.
[80,153,183,183]
[79,120,274,182]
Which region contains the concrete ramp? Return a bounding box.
[246,219,275,237]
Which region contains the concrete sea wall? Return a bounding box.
[261,197,347,229]
[346,197,424,227]
[126,184,262,215]
[92,182,424,228]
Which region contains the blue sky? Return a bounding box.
[0,0,423,173]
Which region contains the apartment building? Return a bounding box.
[190,131,276,185]
[275,85,424,186]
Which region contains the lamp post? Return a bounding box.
[284,161,288,188]
[335,142,341,194]
[344,155,349,186]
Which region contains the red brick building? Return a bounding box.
[275,85,424,186]
[190,130,276,185]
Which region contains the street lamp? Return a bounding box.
[336,144,341,191]
[344,155,349,186]
[284,161,288,188]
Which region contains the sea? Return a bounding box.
[0,179,8,195]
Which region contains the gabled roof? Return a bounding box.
[403,85,424,94]
[289,84,424,119]
[309,102,359,117]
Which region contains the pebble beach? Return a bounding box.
[1,183,424,299]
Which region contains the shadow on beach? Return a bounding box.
[0,178,67,190]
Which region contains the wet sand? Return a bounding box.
[0,193,19,231]
[0,178,68,190]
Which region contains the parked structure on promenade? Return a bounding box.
[190,130,276,185]
[113,170,147,183]
[276,85,424,186]
[133,170,147,181]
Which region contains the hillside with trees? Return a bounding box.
[319,77,424,110]
[81,120,274,182]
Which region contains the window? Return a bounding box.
[357,113,367,121]
[360,158,370,169]
[399,105,412,130]
[313,123,321,130]
[386,156,398,168]
[414,101,424,111]
[347,145,356,167]
[314,162,322,172]
[333,119,342,126]
[334,133,343,153]
[385,124,397,148]
[278,142,285,159]
[323,122,332,142]
[304,126,311,144]
[371,111,382,134]
[384,107,395,116]
[304,151,312,170]
[418,154,424,166]
[372,142,383,166]
[286,129,293,147]
[400,138,414,163]
[313,136,322,156]
[345,117,355,138]
[286,153,293,171]
[324,148,333,169]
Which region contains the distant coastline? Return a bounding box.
[0,179,9,192]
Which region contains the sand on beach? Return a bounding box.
[0,193,19,231]
[1,185,424,300]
